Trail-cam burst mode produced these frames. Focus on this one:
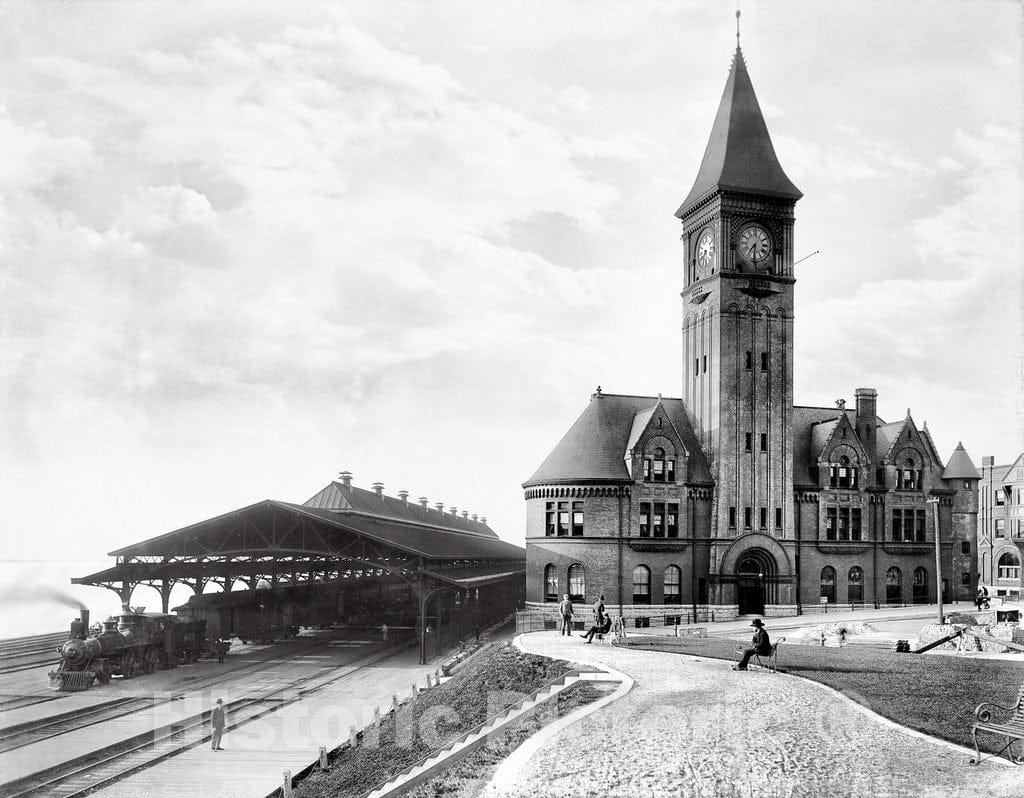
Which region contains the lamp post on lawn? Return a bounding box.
[927,497,942,624]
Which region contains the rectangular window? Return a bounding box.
[891,509,902,542]
[745,350,752,370]
[653,503,665,537]
[915,509,926,542]
[876,467,886,486]
[759,507,767,528]
[729,506,737,528]
[995,489,1005,506]
[760,351,769,371]
[702,355,707,374]
[963,480,971,490]
[652,459,665,481]
[694,358,699,375]
[666,460,675,482]
[557,502,569,536]
[639,503,651,537]
[775,507,782,529]
[961,541,971,555]
[961,572,971,586]
[571,501,584,536]
[666,503,679,537]
[744,507,752,529]
[545,502,556,536]
[838,507,850,540]
[995,519,1005,537]
[851,507,862,541]
[745,432,752,451]
[643,459,651,480]
[826,506,837,540]
[760,433,767,452]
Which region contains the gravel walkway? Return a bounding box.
[483,631,1020,798]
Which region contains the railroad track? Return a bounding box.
[0,633,66,661]
[2,641,405,798]
[0,695,64,713]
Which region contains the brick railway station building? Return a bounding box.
[524,45,987,622]
[977,453,1024,602]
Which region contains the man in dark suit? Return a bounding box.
[733,619,771,670]
[558,594,573,635]
[211,698,226,750]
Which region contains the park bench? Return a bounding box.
[969,682,1024,765]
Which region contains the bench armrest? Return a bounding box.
[973,701,1014,723]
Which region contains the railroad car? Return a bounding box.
[49,609,207,691]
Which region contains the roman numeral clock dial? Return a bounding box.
[695,230,715,278]
[738,224,772,272]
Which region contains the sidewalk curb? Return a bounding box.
[480,634,634,794]
[778,667,1017,769]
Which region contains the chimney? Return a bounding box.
[480,516,487,525]
[854,388,878,480]
[338,471,353,490]
[472,514,478,522]
[419,496,429,508]
[461,511,469,519]
[981,456,994,467]
[372,482,384,498]
[450,506,458,516]
[435,502,444,513]
[398,490,409,503]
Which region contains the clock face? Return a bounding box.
[696,231,715,274]
[738,224,772,268]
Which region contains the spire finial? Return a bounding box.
[736,3,741,48]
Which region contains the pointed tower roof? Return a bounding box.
[942,441,981,480]
[676,47,802,217]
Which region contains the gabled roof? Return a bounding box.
[676,47,802,217]
[942,441,980,480]
[792,406,842,484]
[305,481,497,538]
[810,418,840,460]
[524,392,711,487]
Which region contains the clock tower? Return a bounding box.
[677,46,802,551]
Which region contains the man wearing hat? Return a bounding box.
[211,698,226,750]
[733,618,771,671]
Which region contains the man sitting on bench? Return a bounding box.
[581,614,612,644]
[733,618,771,670]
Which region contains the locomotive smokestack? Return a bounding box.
[81,608,89,633]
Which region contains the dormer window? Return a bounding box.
[644,447,675,483]
[829,455,858,489]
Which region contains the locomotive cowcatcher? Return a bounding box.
[49,608,207,691]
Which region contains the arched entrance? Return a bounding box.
[735,549,777,615]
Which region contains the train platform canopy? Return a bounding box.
[73,476,526,612]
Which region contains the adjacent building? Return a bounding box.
[978,454,1024,601]
[523,44,981,620]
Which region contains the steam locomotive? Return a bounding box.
[50,609,207,691]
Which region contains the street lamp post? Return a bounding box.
[927,497,942,624]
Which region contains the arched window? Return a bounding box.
[544,564,558,602]
[913,566,928,604]
[998,552,1021,581]
[567,565,585,602]
[632,565,651,605]
[820,566,836,604]
[644,446,675,483]
[899,457,922,490]
[663,565,682,604]
[886,566,903,604]
[829,454,858,489]
[847,567,864,605]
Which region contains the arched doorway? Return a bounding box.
[735,549,777,615]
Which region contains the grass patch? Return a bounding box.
[621,636,1023,753]
[294,644,573,798]
[402,680,606,798]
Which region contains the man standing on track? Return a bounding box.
[211,698,226,750]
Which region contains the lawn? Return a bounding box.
[620,635,1023,753]
[293,644,578,798]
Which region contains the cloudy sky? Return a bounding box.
[1,0,1022,589]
